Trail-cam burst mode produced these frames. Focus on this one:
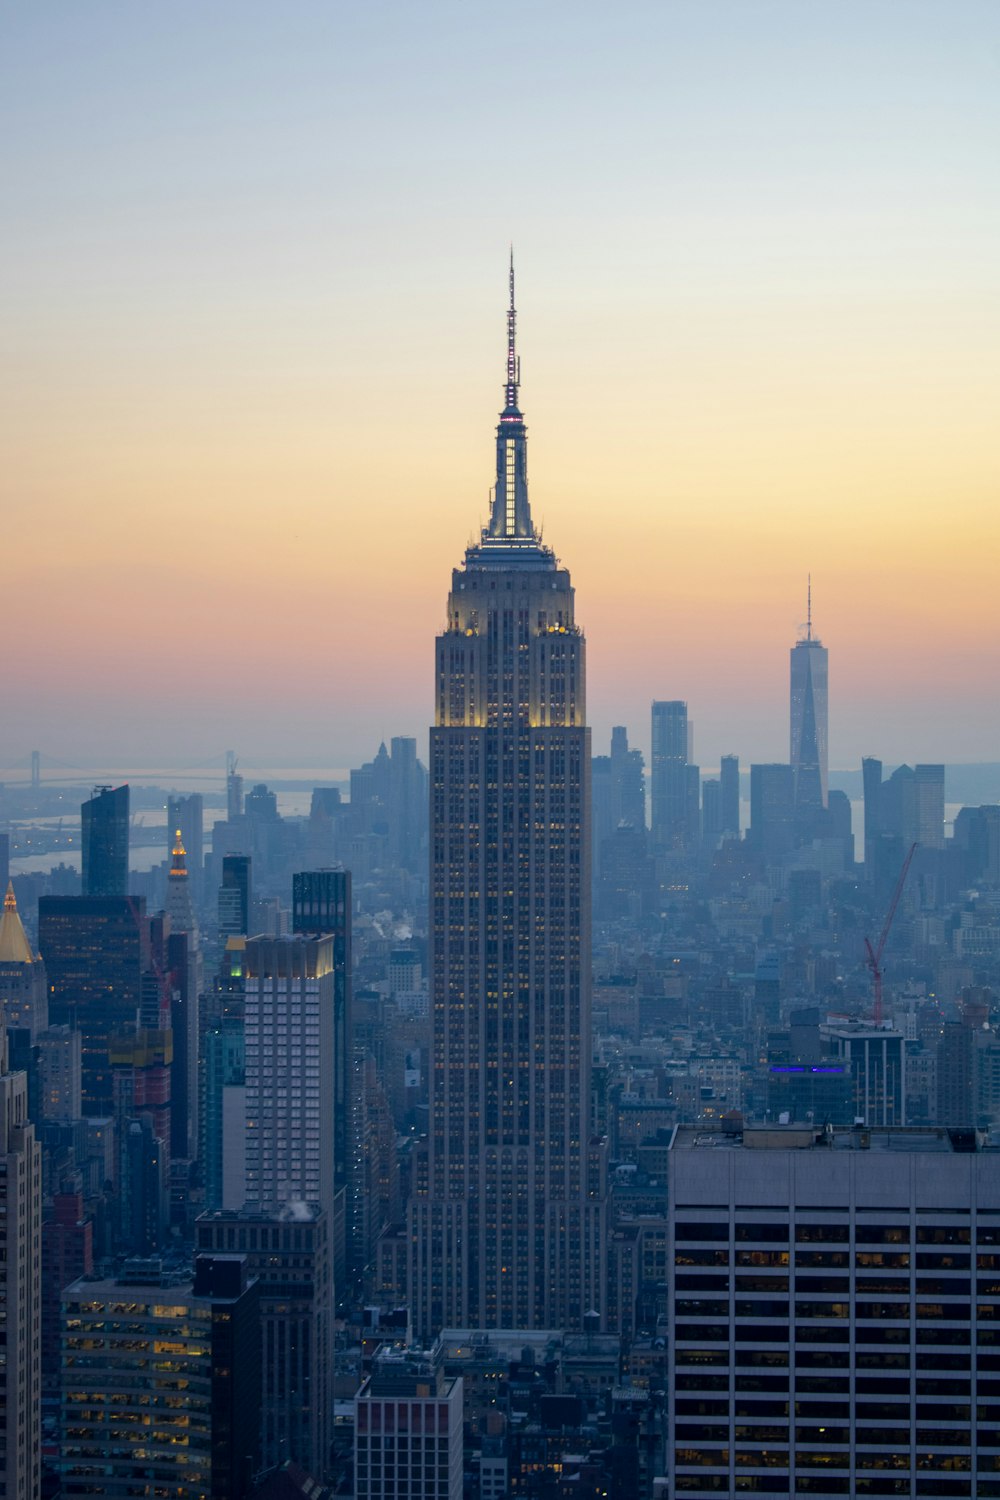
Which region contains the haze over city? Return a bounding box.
[3,0,998,773]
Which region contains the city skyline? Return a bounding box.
[2,1,998,771]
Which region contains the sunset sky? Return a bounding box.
[2,1,998,779]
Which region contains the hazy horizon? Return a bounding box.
[3,1,998,773]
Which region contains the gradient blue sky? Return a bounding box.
[2,1,998,777]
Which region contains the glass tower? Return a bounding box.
[81,783,129,898]
[408,262,606,1337]
[789,580,829,811]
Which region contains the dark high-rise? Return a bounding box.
[81,783,129,898]
[38,895,145,1115]
[408,263,605,1337]
[219,853,252,936]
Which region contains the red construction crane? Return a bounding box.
[864,842,917,1027]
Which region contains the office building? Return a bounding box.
[651,700,693,850]
[0,1004,42,1500]
[953,803,1000,886]
[594,726,646,889]
[291,872,352,1186]
[243,935,335,1214]
[60,1254,260,1498]
[0,881,48,1037]
[38,895,145,1116]
[701,777,721,848]
[667,1123,1000,1498]
[913,762,946,849]
[862,754,884,874]
[749,763,795,862]
[81,783,129,898]
[197,1206,331,1481]
[37,1024,82,1120]
[610,724,646,831]
[874,761,946,852]
[219,853,252,936]
[720,753,740,838]
[789,582,828,812]
[165,831,202,1161]
[201,1016,246,1210]
[821,1021,908,1126]
[292,869,352,1283]
[355,1341,464,1500]
[41,1186,92,1391]
[408,265,606,1337]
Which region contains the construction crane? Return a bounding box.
[865,842,917,1027]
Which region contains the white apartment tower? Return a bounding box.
[243,935,335,1214]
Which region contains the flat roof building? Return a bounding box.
[355,1341,463,1500]
[667,1122,1000,1499]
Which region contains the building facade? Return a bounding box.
[0,1008,42,1500]
[651,700,694,851]
[355,1343,464,1500]
[408,265,605,1337]
[38,895,145,1116]
[667,1123,1000,1498]
[196,1207,332,1481]
[81,783,129,898]
[292,868,353,1278]
[60,1256,260,1499]
[243,935,335,1217]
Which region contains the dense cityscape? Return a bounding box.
[2,259,999,1499]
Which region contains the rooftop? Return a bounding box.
[670,1124,998,1154]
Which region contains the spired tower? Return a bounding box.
[408,261,606,1338]
[790,577,829,815]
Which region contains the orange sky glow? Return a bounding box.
[2,2,998,778]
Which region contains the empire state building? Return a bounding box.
[408,264,606,1337]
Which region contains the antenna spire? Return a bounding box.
[807,574,812,642]
[505,246,519,411]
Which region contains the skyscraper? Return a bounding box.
[651,700,693,850]
[749,762,795,862]
[243,934,335,1215]
[0,1001,42,1500]
[789,580,828,813]
[409,262,605,1337]
[81,783,129,897]
[38,895,145,1115]
[165,831,202,1162]
[292,869,352,1283]
[60,1255,260,1499]
[219,852,252,937]
[196,1207,332,1481]
[719,753,740,839]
